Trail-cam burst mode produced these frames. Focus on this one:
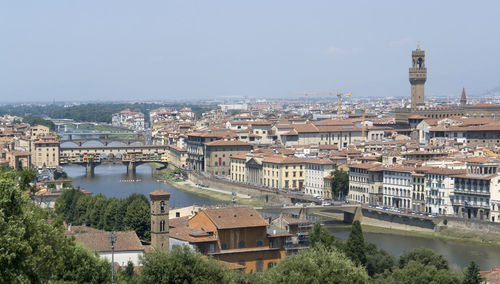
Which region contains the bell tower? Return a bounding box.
[150,189,170,251]
[409,45,427,109]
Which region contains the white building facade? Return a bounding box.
[383,167,413,209]
[304,159,335,197]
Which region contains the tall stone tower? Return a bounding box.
[409,45,427,109]
[460,88,467,107]
[150,189,170,251]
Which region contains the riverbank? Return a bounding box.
[153,167,267,206]
[359,223,500,248]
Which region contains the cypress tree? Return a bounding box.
[462,261,483,284]
[346,220,366,265]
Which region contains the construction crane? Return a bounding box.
[301,91,352,119]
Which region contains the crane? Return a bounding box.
[301,91,352,119]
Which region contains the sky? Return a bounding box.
[1,1,500,102]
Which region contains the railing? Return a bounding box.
[451,200,489,209]
[453,189,489,196]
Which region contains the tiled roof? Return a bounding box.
[169,226,218,243]
[66,227,144,252]
[282,216,311,225]
[150,189,171,196]
[204,140,253,147]
[202,207,268,229]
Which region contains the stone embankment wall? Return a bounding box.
[360,208,436,232]
[438,217,500,235]
[187,172,290,203]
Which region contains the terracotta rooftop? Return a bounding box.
[169,226,218,243]
[282,216,311,225]
[149,189,171,196]
[66,227,144,252]
[204,140,254,147]
[202,207,268,229]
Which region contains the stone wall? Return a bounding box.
[187,171,290,204]
[438,217,500,235]
[361,208,436,231]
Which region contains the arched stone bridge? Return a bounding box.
[60,145,169,176]
[61,138,145,147]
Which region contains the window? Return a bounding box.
[238,260,246,266]
[256,259,263,272]
[238,241,246,248]
[159,220,165,232]
[160,201,165,213]
[176,212,180,218]
[221,243,228,249]
[256,240,263,247]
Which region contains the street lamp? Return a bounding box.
[109,232,117,284]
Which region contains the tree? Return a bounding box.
[345,220,366,265]
[87,194,108,229]
[17,168,37,193]
[309,222,335,249]
[124,198,151,240]
[54,170,68,180]
[365,242,395,277]
[55,188,85,224]
[262,246,368,283]
[74,194,92,225]
[123,260,135,280]
[376,156,383,163]
[331,169,349,199]
[398,248,449,270]
[103,198,121,231]
[384,261,460,284]
[462,261,483,284]
[138,246,225,284]
[0,168,110,283]
[22,115,56,130]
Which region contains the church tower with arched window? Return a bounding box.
[150,189,170,251]
[409,45,427,109]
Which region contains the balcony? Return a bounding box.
[453,189,489,196]
[451,200,489,209]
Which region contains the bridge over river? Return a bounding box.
[256,204,437,229]
[60,145,168,176]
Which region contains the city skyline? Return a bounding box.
[1,1,500,102]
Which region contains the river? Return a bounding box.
[62,164,220,208]
[62,164,500,271]
[329,226,500,271]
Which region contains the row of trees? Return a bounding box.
[20,115,56,130]
[55,189,151,240]
[1,103,215,123]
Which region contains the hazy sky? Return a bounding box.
[1,1,499,102]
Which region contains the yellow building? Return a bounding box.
[262,156,305,191]
[32,134,60,169]
[168,145,187,169]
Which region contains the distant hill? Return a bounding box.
[477,85,500,97]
